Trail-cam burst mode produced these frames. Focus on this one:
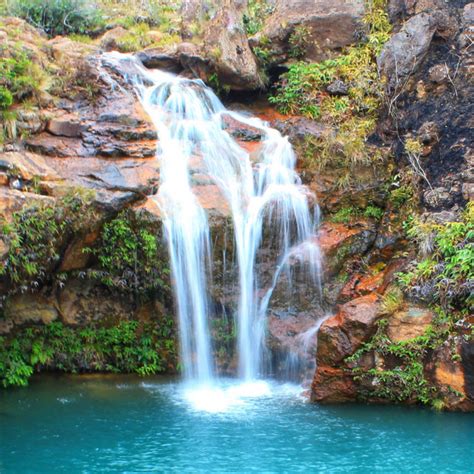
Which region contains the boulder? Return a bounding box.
[378,12,436,90]
[386,305,434,342]
[318,221,377,276]
[135,48,183,72]
[317,293,381,365]
[204,0,264,90]
[100,26,129,51]
[251,0,365,63]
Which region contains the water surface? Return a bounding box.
[1,375,473,473]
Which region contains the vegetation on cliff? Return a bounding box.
[0,318,177,387]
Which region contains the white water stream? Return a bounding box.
[102,53,322,386]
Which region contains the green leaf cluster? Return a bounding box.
[243,0,274,35]
[347,308,467,407]
[269,1,391,185]
[84,209,170,300]
[0,319,177,387]
[0,46,46,110]
[330,204,384,224]
[0,188,96,290]
[398,203,474,310]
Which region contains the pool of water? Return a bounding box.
[1,375,473,473]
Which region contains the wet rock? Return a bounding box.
[0,188,54,222]
[135,48,182,72]
[58,279,135,326]
[221,113,263,141]
[318,221,377,276]
[271,117,329,142]
[311,366,357,403]
[311,294,381,403]
[47,115,84,138]
[0,151,60,182]
[25,134,89,158]
[59,230,100,272]
[430,341,474,411]
[176,42,210,81]
[316,294,381,366]
[428,63,450,84]
[194,184,231,219]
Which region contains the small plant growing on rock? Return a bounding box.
[243,0,274,35]
[404,137,432,190]
[84,209,170,303]
[0,319,177,387]
[0,188,96,292]
[289,25,311,59]
[398,203,474,310]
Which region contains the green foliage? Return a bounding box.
[398,203,474,309]
[389,184,413,208]
[0,319,177,387]
[364,204,384,220]
[380,285,403,314]
[347,305,470,407]
[0,86,13,109]
[330,204,384,223]
[0,188,96,290]
[212,317,236,362]
[288,25,311,59]
[269,1,391,184]
[84,209,170,299]
[331,207,356,224]
[114,22,180,52]
[0,46,46,109]
[269,0,391,119]
[243,0,274,35]
[207,72,230,97]
[6,0,102,36]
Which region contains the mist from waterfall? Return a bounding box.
[102,53,322,384]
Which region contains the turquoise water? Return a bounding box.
[1,375,473,473]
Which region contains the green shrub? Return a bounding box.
[0,320,177,387]
[7,0,102,36]
[398,203,474,310]
[0,86,13,109]
[0,48,46,105]
[84,209,170,300]
[364,205,384,220]
[269,1,391,185]
[330,204,384,223]
[288,25,311,59]
[243,0,274,35]
[0,188,96,289]
[346,309,466,407]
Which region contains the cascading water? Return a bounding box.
[102,53,322,385]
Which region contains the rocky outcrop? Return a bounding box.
[250,0,366,64]
[312,294,381,402]
[378,12,437,89]
[203,0,264,90]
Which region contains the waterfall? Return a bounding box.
[102,53,322,383]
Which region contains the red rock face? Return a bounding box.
[311,294,381,402]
